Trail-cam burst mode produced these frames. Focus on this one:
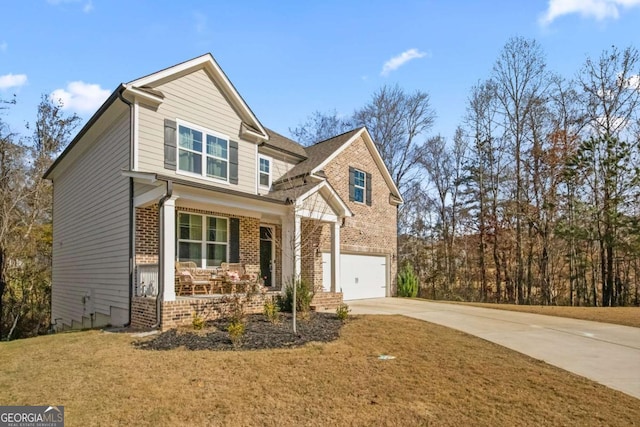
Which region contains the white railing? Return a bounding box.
[136,264,158,297]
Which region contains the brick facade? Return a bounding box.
[131,292,280,330]
[135,206,277,280]
[300,219,324,292]
[135,206,158,265]
[320,135,398,295]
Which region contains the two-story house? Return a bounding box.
[44,54,402,330]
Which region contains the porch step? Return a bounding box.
[310,292,344,311]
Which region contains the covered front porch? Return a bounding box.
[128,174,349,328]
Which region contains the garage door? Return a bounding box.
[322,253,387,300]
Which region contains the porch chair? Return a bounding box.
[175,262,211,295]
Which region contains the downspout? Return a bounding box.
[152,180,173,329]
[117,88,134,327]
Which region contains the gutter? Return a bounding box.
[151,179,173,329]
[117,89,134,328]
[258,141,307,160]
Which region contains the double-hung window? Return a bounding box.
[258,155,271,189]
[177,213,228,268]
[178,123,228,181]
[353,169,366,203]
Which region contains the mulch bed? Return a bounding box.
[134,312,344,351]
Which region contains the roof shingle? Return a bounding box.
[273,127,364,184]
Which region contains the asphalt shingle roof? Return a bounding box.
[273,127,364,184]
[264,128,308,158]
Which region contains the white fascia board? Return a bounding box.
[309,127,403,203]
[122,87,164,107]
[133,185,166,207]
[319,185,353,217]
[295,181,352,218]
[173,186,288,218]
[127,53,268,141]
[296,208,338,223]
[310,128,365,177]
[121,170,157,184]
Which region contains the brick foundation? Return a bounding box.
[310,292,344,311]
[131,292,282,330]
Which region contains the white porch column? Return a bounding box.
[294,214,302,279]
[281,212,294,285]
[161,197,176,302]
[331,221,340,293]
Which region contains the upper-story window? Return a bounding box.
[353,169,366,203]
[349,166,372,206]
[178,122,228,181]
[258,155,271,189]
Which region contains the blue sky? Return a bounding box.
[2,0,640,144]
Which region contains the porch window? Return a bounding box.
[177,213,228,268]
[178,122,228,181]
[258,155,271,188]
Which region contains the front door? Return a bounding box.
[259,226,274,287]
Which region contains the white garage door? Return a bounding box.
[322,253,387,300]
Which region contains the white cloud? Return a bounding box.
[626,74,640,90]
[0,73,28,90]
[0,41,7,52]
[540,0,640,25]
[50,81,110,113]
[194,11,207,34]
[381,48,428,77]
[47,0,94,13]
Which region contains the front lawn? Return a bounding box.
[0,315,638,426]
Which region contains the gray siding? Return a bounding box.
[51,110,130,328]
[137,69,257,194]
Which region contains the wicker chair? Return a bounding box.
[175,262,211,295]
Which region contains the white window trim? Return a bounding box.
[177,212,229,268]
[353,168,366,204]
[176,119,230,184]
[258,154,272,190]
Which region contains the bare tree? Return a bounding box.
[353,84,436,195]
[573,46,640,306]
[492,36,549,304]
[0,96,80,339]
[289,110,353,146]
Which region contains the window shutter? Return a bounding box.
[365,172,372,206]
[348,166,355,201]
[164,119,177,170]
[229,140,239,184]
[229,218,240,263]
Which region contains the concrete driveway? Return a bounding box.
[349,298,640,399]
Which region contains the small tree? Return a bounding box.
[397,263,419,298]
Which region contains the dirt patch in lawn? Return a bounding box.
[448,301,640,328]
[135,313,342,351]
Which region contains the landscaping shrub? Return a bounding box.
[279,278,314,314]
[336,303,350,322]
[263,297,281,324]
[192,312,205,330]
[227,321,245,347]
[397,263,419,298]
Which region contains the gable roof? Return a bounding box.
[267,180,352,217]
[274,128,363,184]
[272,127,403,203]
[127,53,269,142]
